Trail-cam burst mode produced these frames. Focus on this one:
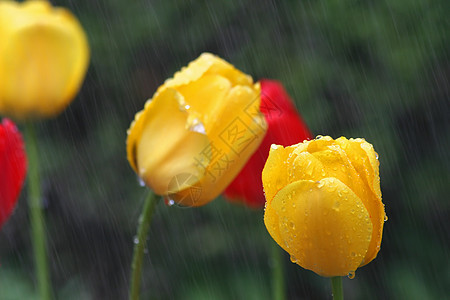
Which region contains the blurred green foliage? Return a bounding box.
[1,0,449,299]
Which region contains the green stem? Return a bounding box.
[331,276,344,300]
[271,240,286,300]
[25,122,52,300]
[129,192,159,300]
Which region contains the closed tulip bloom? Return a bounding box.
[0,118,26,228]
[0,0,89,120]
[127,53,267,207]
[224,79,312,207]
[263,136,385,277]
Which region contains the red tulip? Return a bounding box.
[224,79,313,207]
[0,118,26,228]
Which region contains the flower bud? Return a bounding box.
[127,53,267,206]
[0,0,89,120]
[263,136,385,277]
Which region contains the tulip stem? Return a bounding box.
[129,191,159,300]
[25,122,52,300]
[331,276,344,300]
[271,240,286,300]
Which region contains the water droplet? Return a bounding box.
[384,214,388,222]
[271,144,279,150]
[188,118,206,134]
[176,100,188,111]
[137,176,146,187]
[316,135,323,139]
[327,184,336,193]
[333,201,340,210]
[290,255,298,263]
[164,196,175,206]
[375,152,379,160]
[348,271,355,279]
[254,115,266,126]
[184,104,191,110]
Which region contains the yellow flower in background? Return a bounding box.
[263,136,385,277]
[0,0,89,120]
[127,53,267,207]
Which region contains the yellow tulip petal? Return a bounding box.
[306,135,335,153]
[178,85,266,206]
[359,139,382,200]
[262,144,292,245]
[127,53,266,206]
[22,0,51,13]
[305,140,366,205]
[268,178,373,277]
[204,57,253,87]
[162,53,252,90]
[264,193,287,254]
[334,137,385,265]
[173,74,232,132]
[262,143,319,246]
[262,144,295,204]
[0,0,89,120]
[210,84,265,143]
[291,151,326,181]
[335,137,377,196]
[304,142,373,216]
[312,143,382,265]
[311,146,362,190]
[127,88,210,196]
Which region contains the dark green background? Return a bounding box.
[1,0,449,299]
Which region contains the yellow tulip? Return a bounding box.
[0,0,89,120]
[263,136,385,277]
[127,53,267,207]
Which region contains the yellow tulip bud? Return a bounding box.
[263,136,386,277]
[0,0,89,120]
[127,53,267,207]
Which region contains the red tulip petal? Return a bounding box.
[0,118,27,228]
[224,79,313,207]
